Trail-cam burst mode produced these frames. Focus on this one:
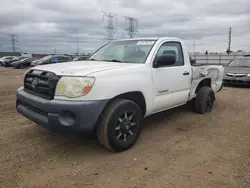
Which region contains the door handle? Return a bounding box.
[183,71,190,75]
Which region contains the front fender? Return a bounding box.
[84,65,153,115]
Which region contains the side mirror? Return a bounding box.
[153,54,176,68]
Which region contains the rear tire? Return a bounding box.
[194,87,215,114]
[97,99,142,152]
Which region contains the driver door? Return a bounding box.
[152,41,192,112]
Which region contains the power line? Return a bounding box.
[101,10,117,41]
[125,16,139,38]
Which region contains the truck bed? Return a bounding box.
[189,64,224,100]
[192,63,223,66]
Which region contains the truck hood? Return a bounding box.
[224,66,250,74]
[30,61,140,76]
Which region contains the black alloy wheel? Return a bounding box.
[205,92,214,112]
[97,99,142,152]
[194,86,215,114]
[115,112,137,142]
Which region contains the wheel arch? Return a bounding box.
[110,91,147,117]
[99,91,147,118]
[195,78,211,93]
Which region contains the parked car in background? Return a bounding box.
[30,59,41,67]
[223,57,250,85]
[30,55,72,67]
[3,56,27,67]
[73,56,89,61]
[0,56,16,66]
[11,57,35,69]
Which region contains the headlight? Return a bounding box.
[247,74,250,77]
[55,76,95,98]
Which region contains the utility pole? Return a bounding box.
[193,40,196,54]
[102,11,117,41]
[76,31,79,56]
[193,40,196,59]
[125,16,138,38]
[9,34,18,52]
[53,47,57,54]
[227,27,232,54]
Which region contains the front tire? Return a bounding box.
[97,99,142,152]
[194,87,215,114]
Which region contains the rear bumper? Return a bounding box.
[16,87,108,133]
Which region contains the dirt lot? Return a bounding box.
[0,67,250,188]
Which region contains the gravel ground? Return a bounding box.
[0,67,250,188]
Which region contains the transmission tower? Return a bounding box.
[9,34,18,52]
[102,11,117,41]
[227,27,232,54]
[125,16,138,38]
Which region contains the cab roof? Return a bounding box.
[113,37,181,42]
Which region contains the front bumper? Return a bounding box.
[4,61,13,67]
[2,61,8,66]
[16,87,108,133]
[10,62,18,67]
[223,76,250,85]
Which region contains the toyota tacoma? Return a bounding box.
[16,37,224,152]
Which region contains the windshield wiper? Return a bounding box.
[89,58,100,61]
[102,59,135,63]
[102,59,122,62]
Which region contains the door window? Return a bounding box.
[51,56,58,63]
[58,56,70,62]
[155,42,184,66]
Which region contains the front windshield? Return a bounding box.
[40,55,52,61]
[20,57,31,62]
[4,57,14,60]
[228,58,250,67]
[89,40,156,64]
[18,57,27,60]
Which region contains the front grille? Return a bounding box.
[24,69,60,100]
[225,73,247,77]
[223,79,250,84]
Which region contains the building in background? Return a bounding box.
[0,52,21,58]
[31,54,51,59]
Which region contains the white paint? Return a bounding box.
[29,37,224,117]
[136,41,155,45]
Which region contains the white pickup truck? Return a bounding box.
[16,37,224,152]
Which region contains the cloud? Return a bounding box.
[0,0,249,53]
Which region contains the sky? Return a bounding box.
[0,0,249,54]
